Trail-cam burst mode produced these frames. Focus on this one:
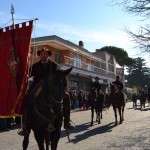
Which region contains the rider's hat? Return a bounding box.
[37,47,52,56]
[95,76,100,80]
[116,75,120,79]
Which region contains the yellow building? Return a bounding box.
[30,35,116,92]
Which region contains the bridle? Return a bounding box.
[33,74,64,132]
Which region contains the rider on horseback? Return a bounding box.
[90,76,101,92]
[18,47,75,136]
[112,76,124,91]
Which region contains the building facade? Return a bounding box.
[30,35,116,92]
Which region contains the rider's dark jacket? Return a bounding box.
[29,59,58,89]
[90,81,101,91]
[112,80,123,90]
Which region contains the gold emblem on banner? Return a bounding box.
[7,47,19,77]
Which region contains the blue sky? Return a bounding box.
[0,0,149,67]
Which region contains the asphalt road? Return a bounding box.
[0,101,150,150]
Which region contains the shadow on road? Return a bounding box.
[61,122,116,143]
[127,107,150,111]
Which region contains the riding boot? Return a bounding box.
[18,91,31,136]
[63,92,75,130]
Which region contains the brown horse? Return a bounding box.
[22,67,72,150]
[88,88,104,126]
[110,84,125,125]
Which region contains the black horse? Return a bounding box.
[88,88,104,126]
[22,67,72,150]
[110,84,125,125]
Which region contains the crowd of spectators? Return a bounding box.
[69,89,111,111]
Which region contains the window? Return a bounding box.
[76,55,82,68]
[86,59,91,71]
[101,62,106,70]
[55,54,61,64]
[72,54,82,68]
[108,64,114,72]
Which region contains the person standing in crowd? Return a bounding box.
[72,90,78,109]
[83,92,89,110]
[78,89,84,109]
[132,92,138,108]
[69,89,74,109]
[104,91,111,108]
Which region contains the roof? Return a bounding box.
[32,35,91,54]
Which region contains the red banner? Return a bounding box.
[0,21,33,118]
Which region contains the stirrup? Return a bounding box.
[17,128,29,136]
[17,128,24,136]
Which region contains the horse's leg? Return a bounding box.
[23,133,29,150]
[113,105,117,125]
[95,109,98,122]
[122,105,125,121]
[45,132,50,150]
[100,107,102,119]
[22,128,31,150]
[98,109,101,124]
[50,131,61,150]
[34,131,45,150]
[91,108,94,126]
[118,106,122,124]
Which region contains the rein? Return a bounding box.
[33,75,63,132]
[51,96,63,104]
[34,100,61,132]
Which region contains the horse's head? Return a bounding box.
[89,87,97,99]
[48,67,73,102]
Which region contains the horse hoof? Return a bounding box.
[90,123,93,126]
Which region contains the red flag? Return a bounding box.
[0,21,33,118]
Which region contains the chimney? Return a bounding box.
[79,41,84,48]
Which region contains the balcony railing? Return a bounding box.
[57,55,115,78]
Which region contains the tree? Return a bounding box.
[96,46,135,85]
[114,0,150,53]
[97,46,135,66]
[127,57,150,88]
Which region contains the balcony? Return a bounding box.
[57,55,115,80]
